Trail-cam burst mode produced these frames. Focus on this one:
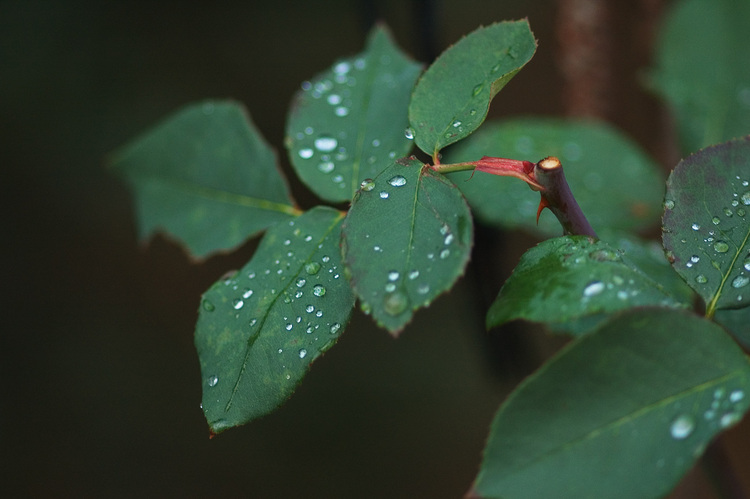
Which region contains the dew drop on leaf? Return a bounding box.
[285,323,293,331]
[298,148,314,159]
[313,284,326,297]
[298,349,307,359]
[314,135,338,152]
[207,375,219,387]
[330,322,341,334]
[379,191,389,199]
[404,127,414,140]
[305,262,321,275]
[730,390,745,403]
[296,278,306,288]
[664,199,675,210]
[731,275,750,288]
[670,414,695,439]
[712,216,721,225]
[695,274,708,284]
[387,175,407,187]
[583,281,605,297]
[317,161,335,173]
[387,270,400,281]
[713,241,730,253]
[202,299,215,312]
[742,192,750,205]
[360,178,375,191]
[691,223,700,231]
[472,83,483,96]
[744,256,750,271]
[232,298,244,310]
[383,290,409,316]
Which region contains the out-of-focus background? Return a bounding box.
[2,1,747,497]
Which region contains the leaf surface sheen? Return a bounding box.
[195,206,355,434]
[474,308,750,499]
[408,20,536,157]
[285,26,422,202]
[341,158,473,334]
[110,100,297,258]
[487,236,687,333]
[662,136,750,313]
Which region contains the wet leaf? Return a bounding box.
[662,136,750,315]
[341,158,473,334]
[285,26,422,203]
[649,0,750,153]
[195,206,355,434]
[473,308,750,499]
[408,20,536,157]
[444,118,664,236]
[487,236,687,332]
[110,100,298,259]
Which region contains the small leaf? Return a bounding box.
[341,158,473,334]
[487,236,687,332]
[408,20,536,157]
[473,308,750,499]
[111,100,298,258]
[444,118,665,236]
[662,136,750,314]
[649,0,750,153]
[195,206,355,434]
[285,26,422,202]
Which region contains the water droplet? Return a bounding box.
[730,390,745,403]
[664,199,675,210]
[379,191,389,199]
[720,412,741,428]
[285,323,293,331]
[404,127,414,140]
[452,120,462,128]
[232,298,244,310]
[330,322,341,334]
[408,270,419,280]
[732,275,749,288]
[305,262,321,275]
[249,318,257,327]
[385,283,396,293]
[315,310,323,317]
[321,255,330,263]
[202,299,215,312]
[388,270,400,281]
[334,106,349,117]
[208,375,219,387]
[299,148,314,159]
[317,161,335,173]
[358,178,375,192]
[439,249,450,259]
[387,175,407,187]
[733,199,740,207]
[739,208,747,217]
[327,94,342,105]
[712,216,721,225]
[744,256,750,271]
[313,284,326,297]
[298,349,307,359]
[583,281,605,297]
[444,233,454,245]
[670,414,695,439]
[690,255,700,263]
[417,283,430,295]
[384,290,409,316]
[314,135,338,152]
[695,274,708,284]
[742,192,750,205]
[472,83,483,97]
[691,223,700,231]
[714,241,730,253]
[296,278,306,288]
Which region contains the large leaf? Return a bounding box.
[111,100,298,258]
[195,206,355,434]
[472,308,750,499]
[285,26,422,202]
[408,20,536,157]
[487,236,687,333]
[341,158,473,334]
[662,136,750,315]
[649,0,750,153]
[444,118,664,236]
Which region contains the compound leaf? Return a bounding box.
[195,206,355,434]
[285,26,422,202]
[111,100,298,258]
[408,20,536,157]
[341,158,473,334]
[487,236,687,333]
[473,308,750,499]
[444,118,664,236]
[662,136,750,315]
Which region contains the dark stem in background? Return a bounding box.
[556,0,613,119]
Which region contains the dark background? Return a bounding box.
[2,1,748,497]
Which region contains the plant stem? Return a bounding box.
[429,161,478,174]
[534,157,598,237]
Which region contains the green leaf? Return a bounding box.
[110,100,298,258]
[444,118,664,236]
[649,0,750,153]
[341,158,473,334]
[285,26,422,203]
[487,236,686,332]
[408,20,536,157]
[662,136,750,314]
[600,231,696,305]
[715,307,750,348]
[473,308,750,499]
[195,206,355,434]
